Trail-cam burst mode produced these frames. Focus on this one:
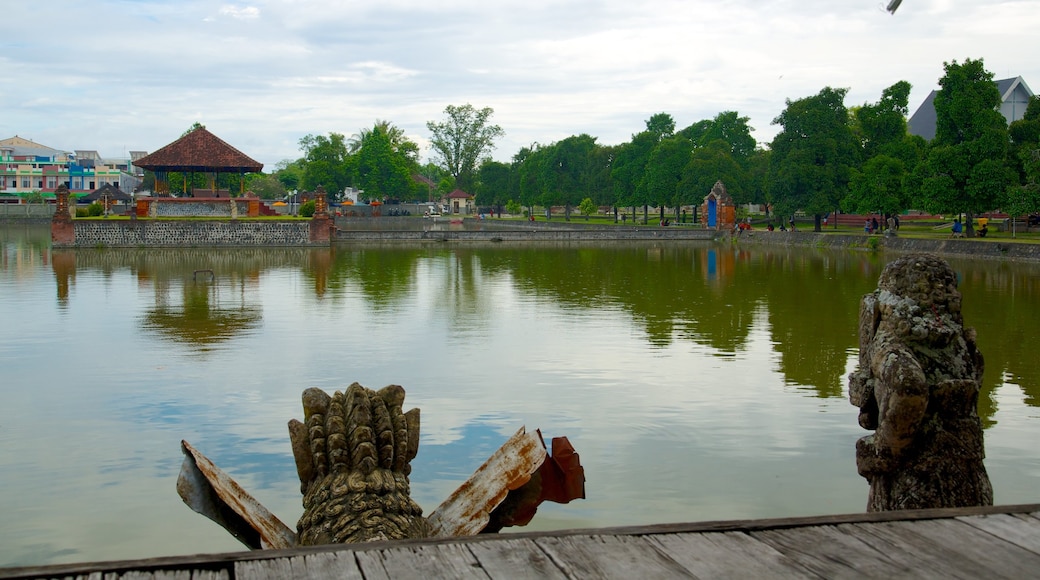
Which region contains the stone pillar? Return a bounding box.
[51,184,75,245]
[309,186,333,244]
[848,253,992,511]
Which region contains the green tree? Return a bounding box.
[845,155,907,216]
[298,133,352,196]
[695,111,757,162]
[426,104,505,192]
[1004,95,1040,231]
[843,81,917,217]
[682,139,749,207]
[475,160,513,213]
[351,124,416,201]
[1008,95,1040,186]
[541,134,600,219]
[578,197,597,219]
[612,115,672,222]
[643,134,694,222]
[244,173,287,200]
[516,145,548,216]
[769,86,860,231]
[273,159,304,192]
[913,58,1013,235]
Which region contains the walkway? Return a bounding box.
[3,503,1038,579]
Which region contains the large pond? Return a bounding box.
[1,224,1038,567]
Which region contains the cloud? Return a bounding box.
[1,0,1036,168]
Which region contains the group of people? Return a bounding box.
[864,215,900,235]
[951,218,989,238]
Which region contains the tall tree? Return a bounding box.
[541,134,600,219]
[769,87,860,231]
[1004,95,1040,227]
[843,81,918,216]
[682,139,748,206]
[612,114,672,222]
[426,104,505,193]
[350,124,417,201]
[475,160,513,212]
[913,58,1013,235]
[298,133,352,196]
[643,134,694,222]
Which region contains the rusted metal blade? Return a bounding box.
[482,434,587,532]
[176,440,296,550]
[426,426,548,537]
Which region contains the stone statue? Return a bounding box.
[179,383,584,548]
[288,383,432,543]
[848,253,992,511]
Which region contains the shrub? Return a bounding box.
[299,200,316,217]
[87,203,104,217]
[75,207,89,217]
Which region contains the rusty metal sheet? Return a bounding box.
[482,434,587,532]
[426,426,548,537]
[177,440,296,550]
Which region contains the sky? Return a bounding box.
[2,0,1037,171]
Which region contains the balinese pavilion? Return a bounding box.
[132,127,264,217]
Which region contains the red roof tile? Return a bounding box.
[133,127,263,173]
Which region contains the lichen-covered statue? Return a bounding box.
[848,253,993,511]
[288,383,432,543]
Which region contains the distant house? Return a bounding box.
[445,189,474,215]
[908,76,1034,141]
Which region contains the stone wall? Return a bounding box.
[733,231,1040,262]
[335,227,717,242]
[57,220,319,247]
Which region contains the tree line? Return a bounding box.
[244,58,1040,234]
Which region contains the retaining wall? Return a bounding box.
[55,220,319,248]
[732,231,1040,262]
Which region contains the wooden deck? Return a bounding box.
[3,504,1039,579]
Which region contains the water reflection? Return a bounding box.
[3,226,1040,568]
[37,240,1040,411]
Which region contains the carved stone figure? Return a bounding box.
[179,383,585,548]
[848,253,993,511]
[288,383,432,544]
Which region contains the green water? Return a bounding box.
[1,224,1038,567]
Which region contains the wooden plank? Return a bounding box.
[352,551,392,580]
[286,552,364,580]
[893,518,1040,577]
[357,544,490,580]
[841,519,1040,580]
[753,525,923,579]
[534,534,693,579]
[235,557,293,580]
[466,538,567,579]
[190,571,229,580]
[650,531,818,579]
[958,513,1040,553]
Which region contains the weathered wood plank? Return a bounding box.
[351,551,392,580]
[841,519,1040,580]
[957,513,1040,553]
[235,557,293,580]
[357,544,489,580]
[287,552,364,580]
[534,534,692,579]
[753,524,923,579]
[650,531,819,579]
[466,538,567,579]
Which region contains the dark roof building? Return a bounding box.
[908,76,1034,141]
[133,127,263,196]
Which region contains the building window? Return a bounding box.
[47,178,56,189]
[22,178,30,188]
